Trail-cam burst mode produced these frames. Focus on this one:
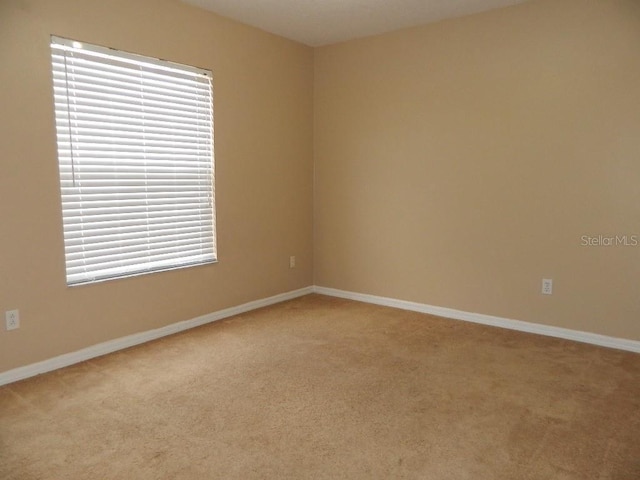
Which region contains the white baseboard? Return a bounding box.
[313,286,640,354]
[3,284,638,386]
[0,286,314,387]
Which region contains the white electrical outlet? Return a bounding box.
[289,256,296,268]
[5,310,20,331]
[542,279,553,295]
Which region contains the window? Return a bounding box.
[50,36,216,285]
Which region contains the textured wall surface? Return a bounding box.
[0,0,314,372]
[314,0,640,339]
[2,0,639,375]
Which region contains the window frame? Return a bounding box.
[50,36,217,286]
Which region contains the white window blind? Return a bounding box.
[50,36,216,286]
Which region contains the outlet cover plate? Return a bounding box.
[5,310,20,331]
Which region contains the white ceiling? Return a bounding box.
[180,0,530,47]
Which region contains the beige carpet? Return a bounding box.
[1,294,639,479]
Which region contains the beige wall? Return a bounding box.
[314,0,640,340]
[2,0,639,375]
[0,0,314,371]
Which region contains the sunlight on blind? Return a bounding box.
[51,36,216,285]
